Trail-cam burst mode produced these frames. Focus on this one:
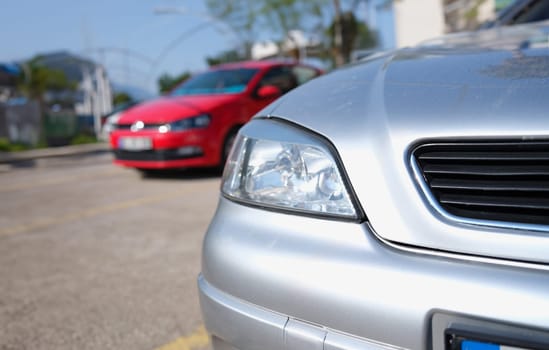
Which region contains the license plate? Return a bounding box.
[446,328,546,350]
[459,339,530,350]
[118,137,152,151]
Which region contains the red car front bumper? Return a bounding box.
[110,129,220,169]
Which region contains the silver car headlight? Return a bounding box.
[222,119,359,220]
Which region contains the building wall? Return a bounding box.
[74,65,113,136]
[393,0,446,47]
[0,101,41,146]
[367,0,497,50]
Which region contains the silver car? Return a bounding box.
[198,21,549,350]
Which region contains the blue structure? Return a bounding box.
[0,63,21,76]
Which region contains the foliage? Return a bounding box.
[157,71,191,94]
[205,0,379,67]
[206,48,248,67]
[70,134,98,145]
[205,0,328,43]
[355,19,377,50]
[0,138,32,152]
[0,133,97,152]
[328,10,357,64]
[17,56,75,100]
[324,11,377,65]
[464,0,488,22]
[443,0,490,31]
[113,92,133,106]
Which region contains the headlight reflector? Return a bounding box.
[159,114,210,133]
[222,120,357,219]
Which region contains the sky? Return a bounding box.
[0,0,241,96]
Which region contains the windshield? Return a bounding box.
[480,0,549,28]
[170,68,259,96]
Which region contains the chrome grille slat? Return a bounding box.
[423,164,549,176]
[413,141,549,226]
[439,194,549,210]
[430,178,549,192]
[418,151,549,161]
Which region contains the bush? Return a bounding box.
[70,134,98,145]
[0,134,98,151]
[0,138,31,152]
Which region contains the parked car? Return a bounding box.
[198,21,549,350]
[109,60,321,171]
[480,0,549,29]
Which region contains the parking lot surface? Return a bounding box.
[0,152,218,350]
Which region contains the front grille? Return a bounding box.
[116,124,132,130]
[114,148,203,162]
[115,123,164,131]
[413,141,549,226]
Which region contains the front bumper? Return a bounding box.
[199,198,549,350]
[110,129,218,169]
[112,148,206,169]
[199,274,397,350]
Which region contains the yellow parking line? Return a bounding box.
[0,185,212,237]
[155,325,210,350]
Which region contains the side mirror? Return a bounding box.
[256,85,281,99]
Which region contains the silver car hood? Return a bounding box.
[264,22,549,264]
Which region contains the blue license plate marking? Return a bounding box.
[461,339,529,350]
[461,340,499,350]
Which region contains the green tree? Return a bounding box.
[16,56,76,146]
[17,56,74,101]
[355,19,377,50]
[206,48,248,67]
[157,71,191,94]
[205,0,326,44]
[113,92,133,106]
[326,10,377,65]
[205,0,378,67]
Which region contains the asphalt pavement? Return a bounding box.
[0,149,216,350]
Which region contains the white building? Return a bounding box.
[75,64,113,135]
[365,0,496,50]
[251,30,322,61]
[251,41,280,60]
[39,52,113,135]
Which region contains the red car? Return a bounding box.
[110,60,322,171]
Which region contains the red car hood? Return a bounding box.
[118,94,241,124]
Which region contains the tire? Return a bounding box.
[137,168,164,178]
[220,129,239,169]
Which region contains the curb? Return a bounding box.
[0,142,111,164]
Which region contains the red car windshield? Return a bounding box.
[170,68,259,96]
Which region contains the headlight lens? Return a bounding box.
[159,114,210,133]
[222,119,358,219]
